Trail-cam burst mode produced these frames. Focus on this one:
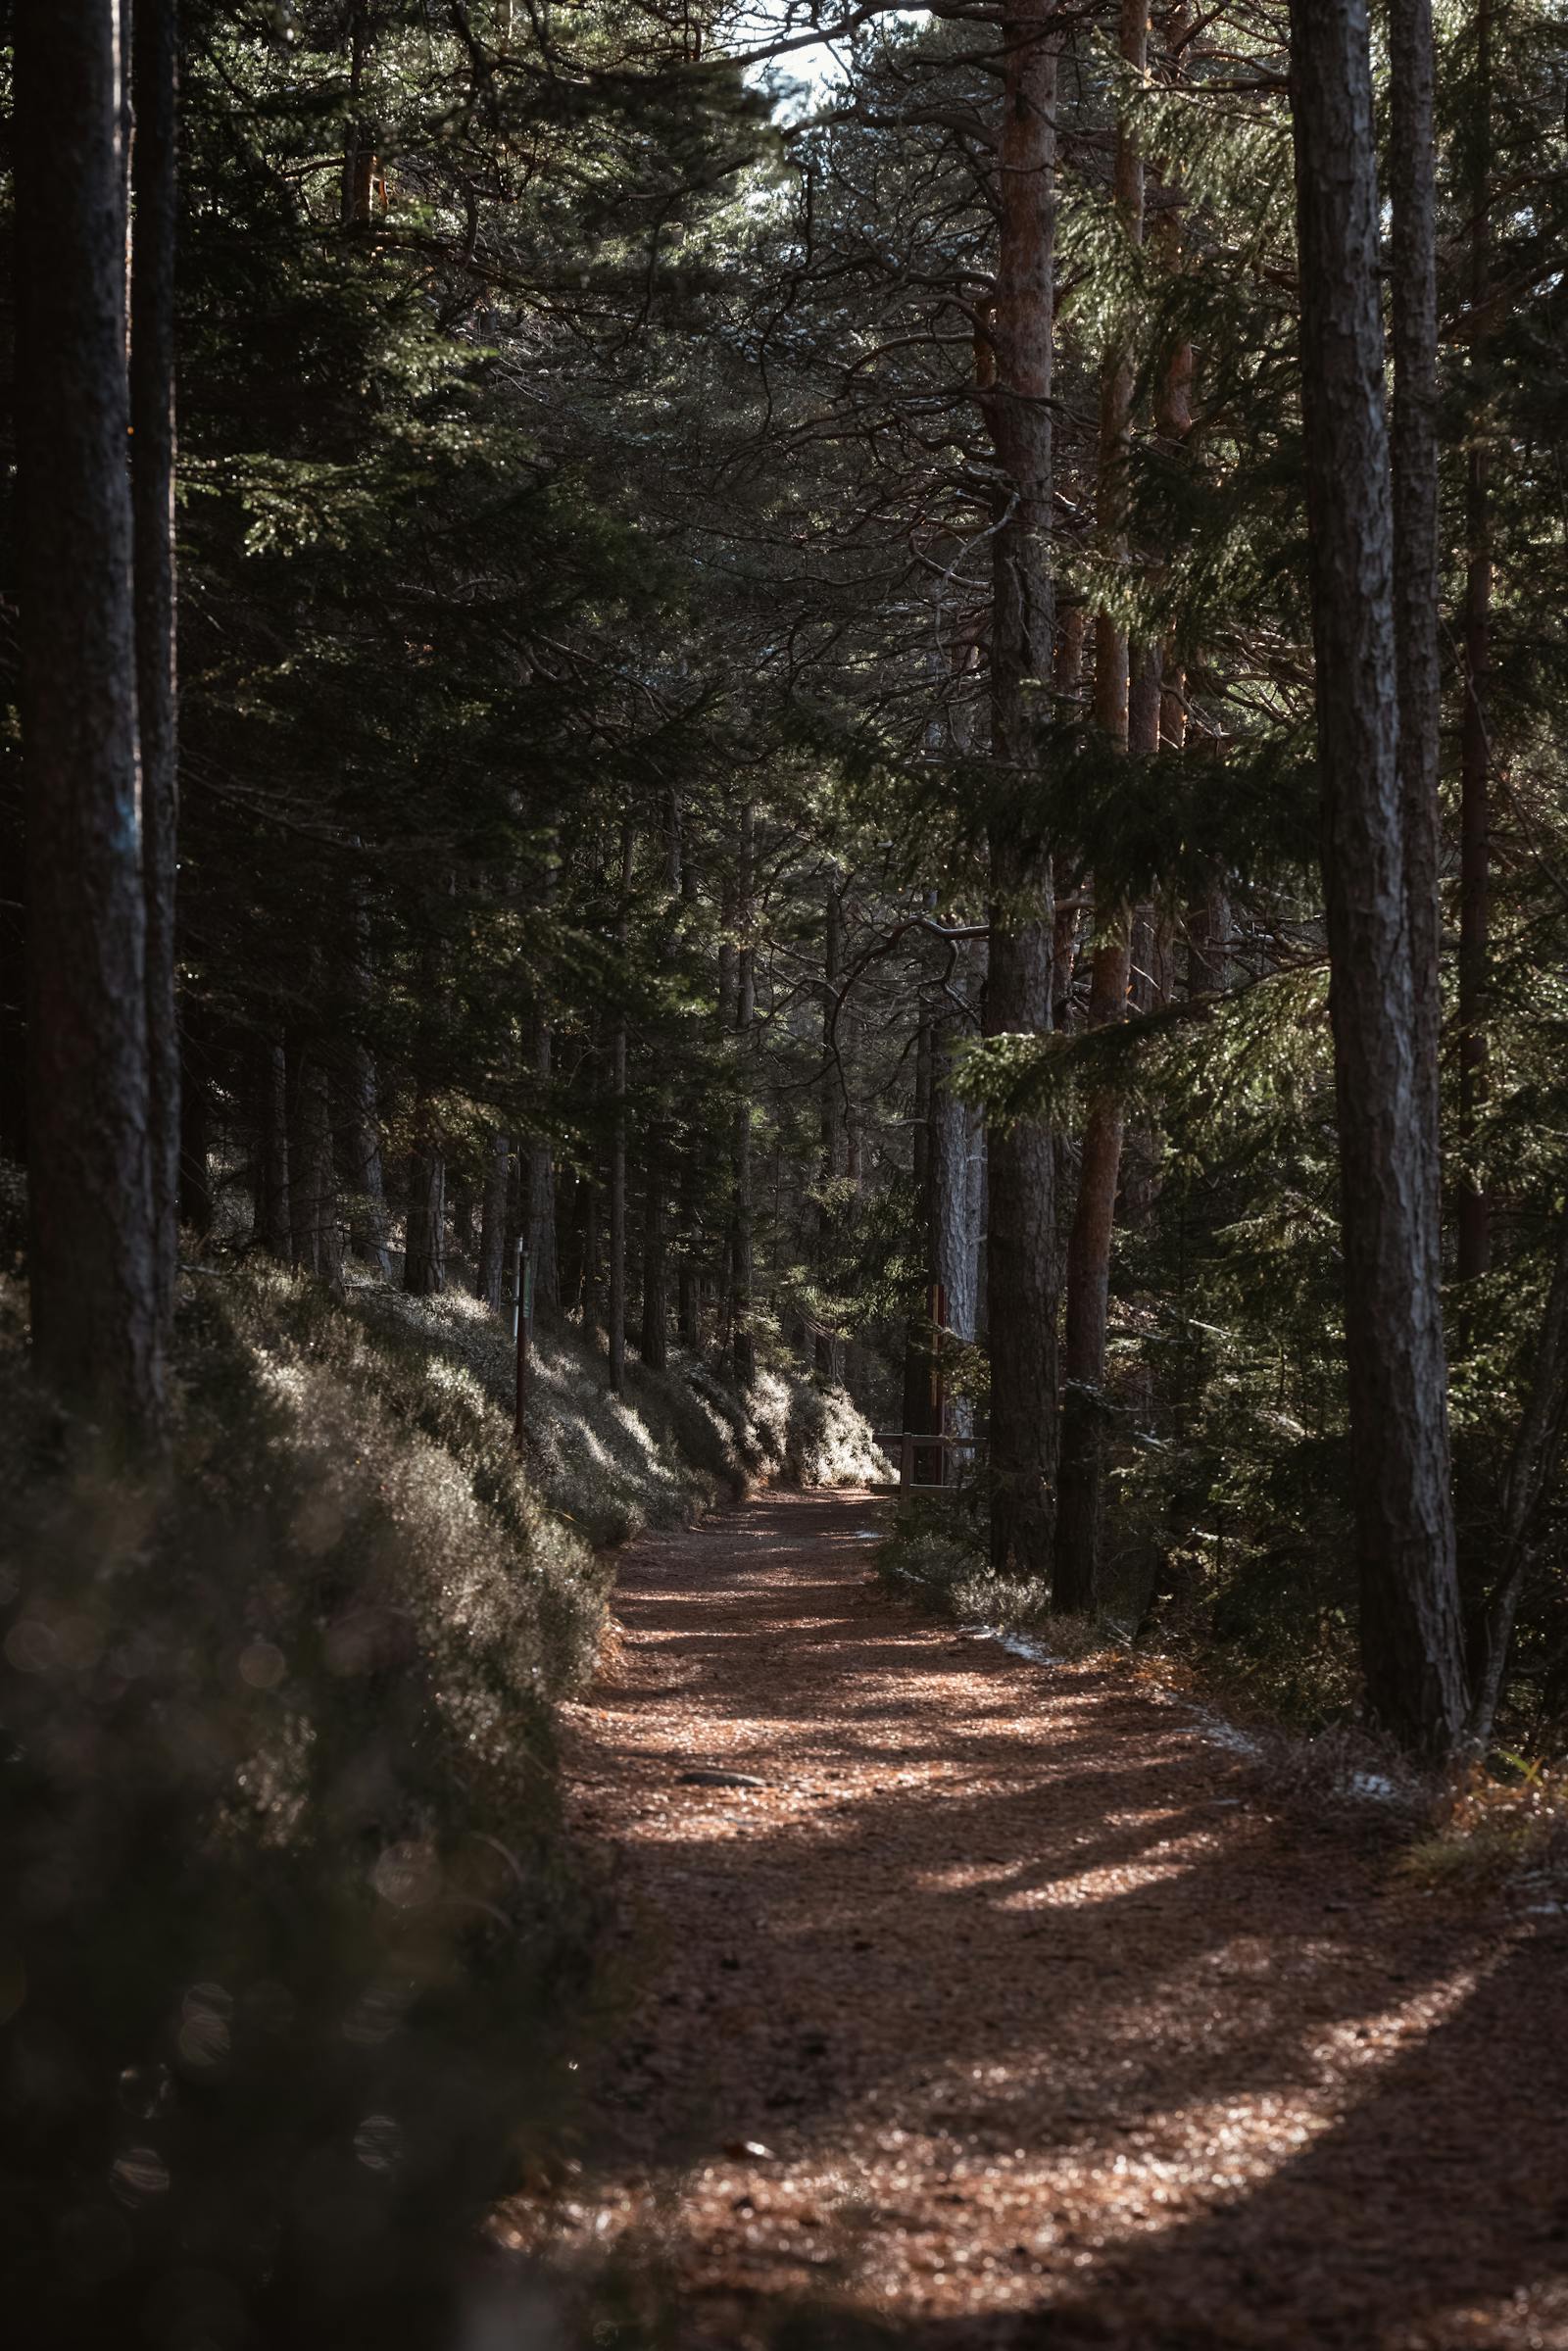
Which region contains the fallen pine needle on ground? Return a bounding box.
[496,1490,1568,2350]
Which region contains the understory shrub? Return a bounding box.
[361,1279,891,1544]
[0,1264,611,2347]
[1401,1766,1568,1902]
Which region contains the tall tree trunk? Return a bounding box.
[526,1010,559,1313]
[902,1004,939,1456]
[677,1142,702,1347]
[931,983,984,1445]
[288,1043,341,1284]
[814,878,846,1380]
[981,0,1063,1580]
[1467,1205,1568,1748]
[450,1178,476,1264]
[641,1161,668,1370]
[1389,0,1445,1262]
[131,0,180,1349]
[17,0,162,1439]
[608,820,633,1394]
[475,1129,510,1311]
[339,869,391,1274]
[577,1174,605,1341]
[640,788,680,1372]
[342,1033,390,1275]
[1288,0,1465,1759]
[1054,0,1146,1613]
[1457,0,1494,1288]
[341,0,377,228]
[404,1131,446,1296]
[254,1040,291,1258]
[729,803,758,1387]
[178,1026,213,1242]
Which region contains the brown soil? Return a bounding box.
[498,1489,1568,2348]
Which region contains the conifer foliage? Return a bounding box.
[6,0,1568,1810]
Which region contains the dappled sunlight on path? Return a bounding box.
[498,1492,1568,2349]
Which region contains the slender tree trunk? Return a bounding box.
[526,1010,559,1312]
[1054,0,1146,1612]
[1050,609,1089,1016]
[288,1044,341,1284]
[814,878,846,1380]
[130,0,180,1348]
[404,1131,446,1296]
[581,1178,604,1341]
[17,0,163,1438]
[677,1142,702,1347]
[476,1130,510,1310]
[342,1033,390,1275]
[1389,0,1445,1259]
[640,789,680,1371]
[931,977,984,1445]
[450,1179,477,1264]
[981,0,1062,1580]
[178,1029,213,1241]
[1288,0,1465,1759]
[339,870,391,1274]
[1457,0,1494,1287]
[608,819,633,1393]
[1467,1205,1568,1747]
[902,1005,939,1454]
[342,0,377,228]
[254,1038,291,1260]
[729,804,758,1387]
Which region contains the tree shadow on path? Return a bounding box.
[519,1492,1568,2351]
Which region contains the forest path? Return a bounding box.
[501,1489,1568,2349]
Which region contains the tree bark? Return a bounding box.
[17,0,163,1439]
[1457,0,1494,1288]
[902,1004,940,1459]
[608,819,633,1394]
[729,803,758,1387]
[475,1129,510,1311]
[931,976,984,1445]
[130,0,180,1348]
[178,1026,213,1242]
[288,1043,341,1284]
[580,1177,604,1342]
[1389,0,1445,1271]
[981,0,1063,1580]
[1054,0,1146,1613]
[341,1032,390,1275]
[526,1009,559,1313]
[254,1039,291,1261]
[404,1133,446,1296]
[1288,0,1466,1759]
[1466,1205,1568,1748]
[640,788,681,1371]
[814,877,846,1380]
[341,0,377,228]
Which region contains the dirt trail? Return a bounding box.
[502,1490,1568,2349]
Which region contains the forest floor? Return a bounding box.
[498,1491,1568,2350]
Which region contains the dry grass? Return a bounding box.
[1402,1764,1568,1901]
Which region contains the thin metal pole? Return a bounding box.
[514,1240,531,1453]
